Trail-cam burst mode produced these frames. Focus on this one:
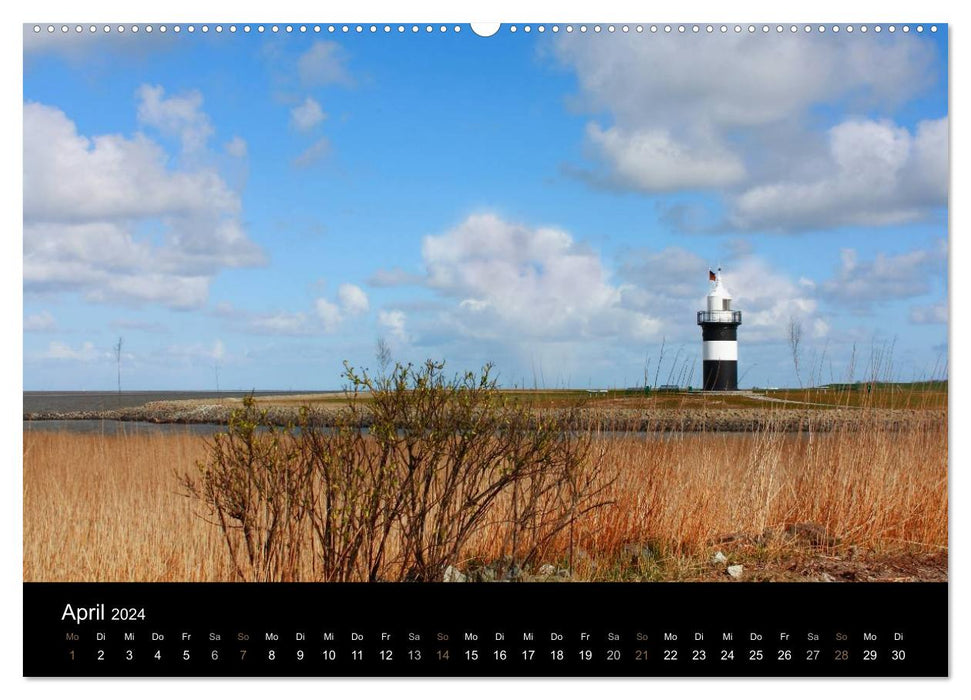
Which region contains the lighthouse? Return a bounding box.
[697,268,742,391]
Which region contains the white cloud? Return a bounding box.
[419,213,661,342]
[367,266,424,287]
[293,137,330,168]
[338,283,370,315]
[297,41,353,87]
[24,102,236,222]
[616,247,822,344]
[41,340,101,362]
[719,258,821,343]
[159,341,230,364]
[732,118,948,230]
[84,270,212,309]
[213,301,235,316]
[23,93,265,310]
[378,310,409,342]
[555,33,932,132]
[459,299,489,312]
[224,136,248,158]
[616,246,710,303]
[136,84,214,154]
[315,298,343,333]
[24,310,56,332]
[220,283,370,337]
[910,303,948,325]
[246,311,312,336]
[390,212,829,355]
[552,32,945,229]
[290,97,326,131]
[110,318,168,333]
[585,123,745,191]
[820,239,947,305]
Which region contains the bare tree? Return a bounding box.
[375,337,393,375]
[787,317,803,388]
[114,337,124,395]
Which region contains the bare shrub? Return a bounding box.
[180,360,612,582]
[178,396,313,582]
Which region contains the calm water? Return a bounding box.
[22,419,226,436]
[22,420,765,441]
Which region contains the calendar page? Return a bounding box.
[22,18,948,678]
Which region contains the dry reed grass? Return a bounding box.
[23,414,946,582]
[23,430,233,582]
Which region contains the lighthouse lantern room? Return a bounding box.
[697,268,742,391]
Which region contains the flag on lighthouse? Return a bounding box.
[709,269,717,282]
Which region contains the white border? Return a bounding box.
[5,1,965,698]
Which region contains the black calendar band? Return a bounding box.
[24,582,947,677]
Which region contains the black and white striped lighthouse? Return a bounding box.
[697,268,742,391]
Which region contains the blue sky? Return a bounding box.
[23,24,948,390]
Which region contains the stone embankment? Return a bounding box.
[24,398,945,433]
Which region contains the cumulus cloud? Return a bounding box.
[616,246,822,344]
[552,32,945,230]
[338,283,369,315]
[40,340,101,362]
[616,246,710,303]
[585,124,744,191]
[246,311,313,336]
[23,102,236,222]
[378,309,409,342]
[224,136,248,158]
[159,340,228,364]
[23,91,265,310]
[417,213,661,343]
[820,239,947,305]
[358,212,829,385]
[293,138,331,168]
[217,282,369,337]
[910,303,948,324]
[718,258,822,343]
[732,118,948,230]
[24,310,56,332]
[290,97,326,131]
[297,41,353,87]
[555,33,933,129]
[315,298,343,333]
[136,84,214,154]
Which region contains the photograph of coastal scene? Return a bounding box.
[23,24,947,584]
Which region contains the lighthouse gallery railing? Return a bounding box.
[697,310,742,324]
